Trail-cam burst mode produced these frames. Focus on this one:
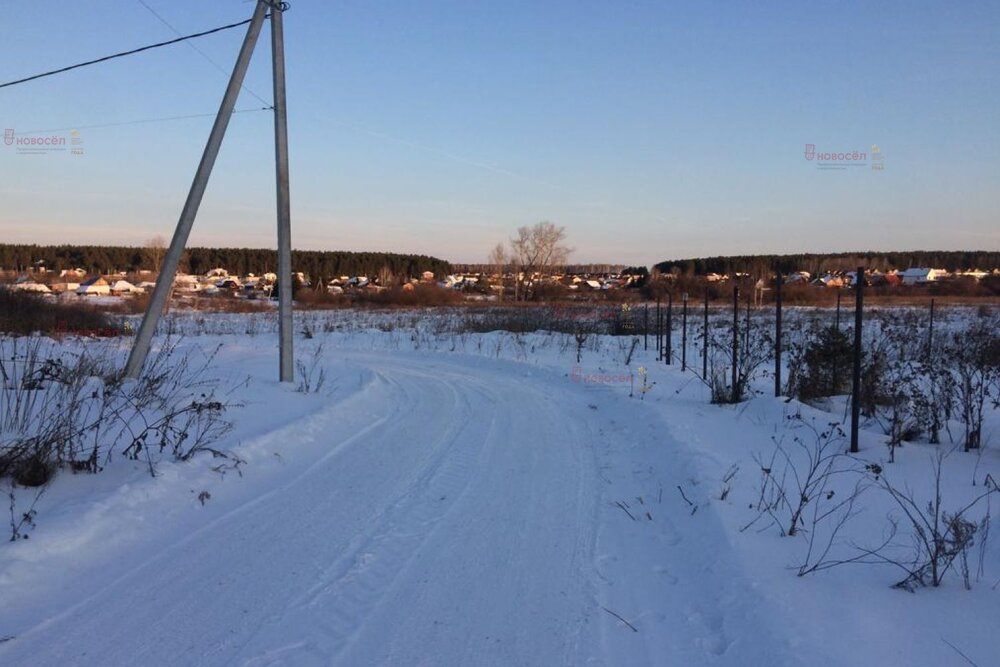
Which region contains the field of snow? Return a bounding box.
[1,306,998,666]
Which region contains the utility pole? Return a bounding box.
[125,2,268,379]
[124,1,295,383]
[271,1,293,382]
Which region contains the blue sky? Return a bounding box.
[2,1,997,265]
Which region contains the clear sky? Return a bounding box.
[2,1,997,266]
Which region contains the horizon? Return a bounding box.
[3,242,999,275]
[2,2,998,264]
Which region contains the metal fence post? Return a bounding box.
[731,284,739,402]
[702,286,709,379]
[774,270,782,397]
[656,297,662,360]
[681,292,688,371]
[850,266,864,453]
[665,291,673,365]
[927,298,935,358]
[644,304,649,351]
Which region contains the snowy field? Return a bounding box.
[1,306,999,666]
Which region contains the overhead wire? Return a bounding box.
[15,107,272,136]
[135,0,272,108]
[0,16,258,89]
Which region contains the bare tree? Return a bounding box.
[488,242,508,302]
[377,265,395,288]
[145,235,167,275]
[508,221,571,301]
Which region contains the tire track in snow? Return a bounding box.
[237,363,502,665]
[0,369,399,661]
[327,357,600,667]
[580,386,803,666]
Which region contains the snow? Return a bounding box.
[1,307,998,665]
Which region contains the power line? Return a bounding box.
[15,107,271,136]
[136,0,272,108]
[0,17,258,90]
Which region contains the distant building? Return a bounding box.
[76,276,110,296]
[11,276,51,293]
[899,268,947,285]
[109,279,144,295]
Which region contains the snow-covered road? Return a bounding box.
[0,349,809,665]
[6,317,999,665]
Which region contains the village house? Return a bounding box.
[11,276,52,293]
[814,273,845,288]
[899,268,948,285]
[173,274,200,292]
[49,281,80,294]
[76,276,110,296]
[109,279,144,296]
[784,271,811,284]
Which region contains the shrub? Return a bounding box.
[357,284,464,307]
[0,335,232,485]
[794,325,853,400]
[294,288,349,310]
[0,288,119,336]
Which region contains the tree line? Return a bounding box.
[0,244,452,282]
[654,251,1000,278]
